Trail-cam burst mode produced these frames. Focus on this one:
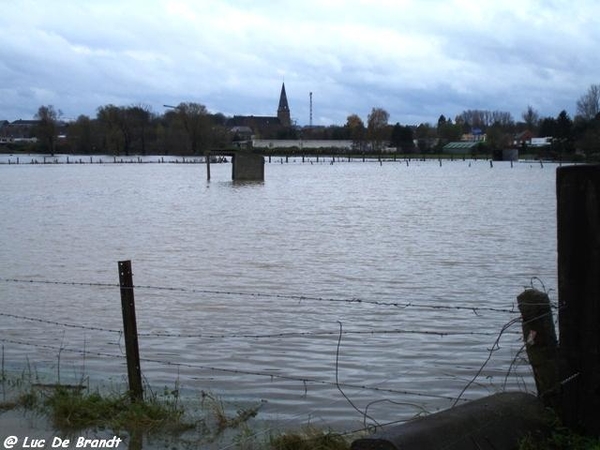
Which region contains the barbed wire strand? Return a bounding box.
[1,277,521,314]
[0,337,466,403]
[0,312,122,334]
[451,316,523,407]
[335,320,381,430]
[0,276,553,445]
[0,311,522,339]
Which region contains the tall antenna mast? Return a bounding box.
[309,92,313,128]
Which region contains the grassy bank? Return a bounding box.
[4,369,600,449]
[0,369,351,450]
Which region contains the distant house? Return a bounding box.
[252,139,353,150]
[228,115,283,136]
[514,130,535,147]
[0,121,9,144]
[0,119,68,145]
[1,119,40,139]
[530,137,553,147]
[461,128,486,142]
[0,120,8,140]
[230,125,253,140]
[227,83,292,138]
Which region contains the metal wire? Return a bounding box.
[1,277,521,314]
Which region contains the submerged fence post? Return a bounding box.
[556,165,600,436]
[517,289,558,409]
[205,150,211,181]
[118,260,143,402]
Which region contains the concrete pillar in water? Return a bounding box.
[232,151,264,181]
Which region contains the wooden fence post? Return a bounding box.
[556,165,600,436]
[118,260,143,402]
[516,289,558,409]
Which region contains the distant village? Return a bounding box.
[1,83,599,160]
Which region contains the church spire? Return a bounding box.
[277,82,291,127]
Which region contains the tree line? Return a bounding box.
[358,84,599,157]
[11,84,600,157]
[31,103,231,156]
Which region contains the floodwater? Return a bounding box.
[0,155,559,445]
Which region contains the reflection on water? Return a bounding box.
[0,157,557,438]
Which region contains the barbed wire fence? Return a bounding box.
[0,271,544,435]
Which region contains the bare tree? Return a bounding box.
[126,104,153,155]
[174,102,210,155]
[522,105,540,131]
[345,114,366,151]
[35,105,62,155]
[68,115,94,153]
[367,107,390,151]
[97,104,127,154]
[485,123,512,150]
[490,110,514,128]
[173,102,212,179]
[459,109,513,130]
[576,84,600,120]
[459,110,487,129]
[415,123,436,152]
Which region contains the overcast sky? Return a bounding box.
[1,0,598,126]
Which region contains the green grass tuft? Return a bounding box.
[519,424,600,450]
[42,386,193,434]
[270,428,350,450]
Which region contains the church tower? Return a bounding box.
[277,82,291,127]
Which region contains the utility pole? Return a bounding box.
[309,92,313,128]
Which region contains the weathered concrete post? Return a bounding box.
[517,289,558,409]
[232,151,264,181]
[556,164,600,436]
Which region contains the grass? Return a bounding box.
[1,368,282,448]
[2,378,351,450]
[4,363,598,450]
[2,382,195,436]
[518,415,600,450]
[200,390,262,433]
[43,387,193,434]
[269,428,350,450]
[520,432,600,449]
[519,428,600,450]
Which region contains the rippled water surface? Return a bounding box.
[0,156,558,441]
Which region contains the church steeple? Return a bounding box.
[277,82,291,127]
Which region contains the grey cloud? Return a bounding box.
[1,0,599,126]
